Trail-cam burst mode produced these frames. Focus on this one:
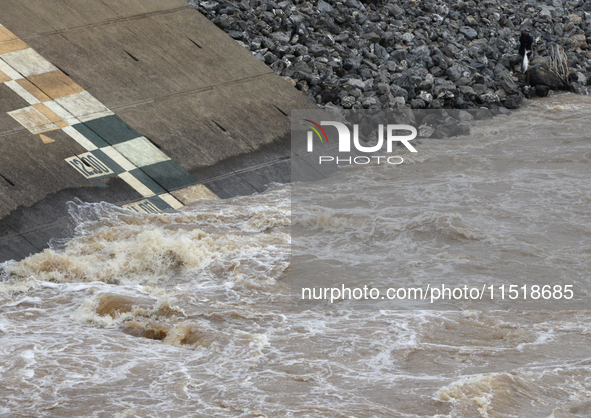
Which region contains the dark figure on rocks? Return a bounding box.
[510,29,534,75]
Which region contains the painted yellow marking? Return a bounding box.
[5,80,41,104]
[40,134,55,144]
[32,103,68,129]
[8,103,67,133]
[8,106,58,133]
[26,70,84,99]
[171,184,219,204]
[0,26,20,42]
[0,39,28,55]
[44,101,79,125]
[118,172,155,198]
[0,27,28,55]
[15,78,51,102]
[0,69,10,83]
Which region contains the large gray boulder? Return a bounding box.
[527,67,565,89]
[529,56,551,71]
[494,66,519,94]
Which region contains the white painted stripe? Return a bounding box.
[62,126,97,151]
[0,48,57,77]
[4,80,40,104]
[78,109,114,123]
[118,172,155,198]
[0,59,22,80]
[159,193,184,210]
[113,136,170,167]
[122,199,161,214]
[44,101,80,126]
[100,146,137,171]
[54,91,112,121]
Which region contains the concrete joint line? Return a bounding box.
[200,157,291,184]
[109,72,275,111]
[18,6,193,40]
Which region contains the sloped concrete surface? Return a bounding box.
[0,0,315,262]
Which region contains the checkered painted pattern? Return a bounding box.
[0,23,216,213]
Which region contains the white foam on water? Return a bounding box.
[2,96,591,416]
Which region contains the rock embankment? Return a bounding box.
[190,0,591,109]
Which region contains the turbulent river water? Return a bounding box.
[2,93,591,417]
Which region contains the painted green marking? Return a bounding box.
[140,160,196,191]
[84,115,141,145]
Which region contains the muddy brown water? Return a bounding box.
[2,94,591,417]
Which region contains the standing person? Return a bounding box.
[510,29,534,73]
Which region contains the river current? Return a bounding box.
[1,94,591,417]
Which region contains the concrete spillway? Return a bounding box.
[0,0,314,262]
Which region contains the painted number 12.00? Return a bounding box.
[65,152,114,179]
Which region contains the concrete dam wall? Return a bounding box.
[0,0,314,262]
